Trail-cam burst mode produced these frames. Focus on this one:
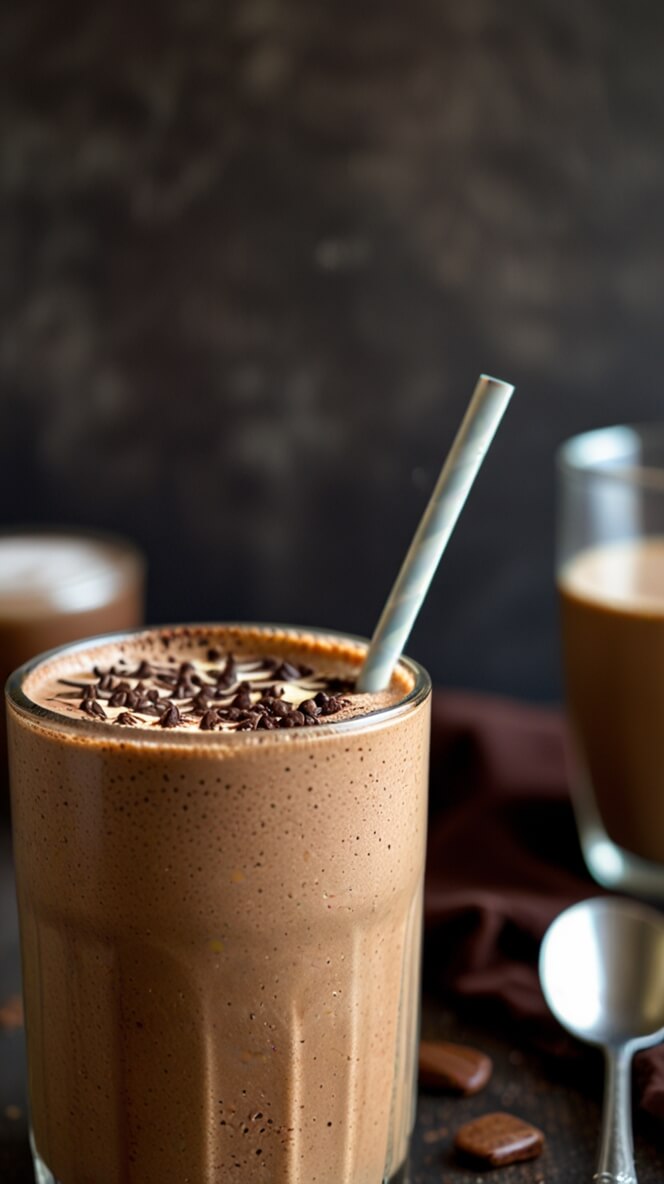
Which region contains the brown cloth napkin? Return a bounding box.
[424,690,664,1122]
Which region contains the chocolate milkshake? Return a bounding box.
[0,531,144,795]
[7,624,431,1184]
[560,537,664,865]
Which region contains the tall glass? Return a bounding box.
[558,425,664,897]
[7,625,431,1184]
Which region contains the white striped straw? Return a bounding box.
[356,374,515,692]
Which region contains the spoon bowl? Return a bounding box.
[540,897,664,1184]
[540,896,664,1049]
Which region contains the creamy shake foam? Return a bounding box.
[0,534,138,616]
[25,625,411,732]
[9,625,430,1184]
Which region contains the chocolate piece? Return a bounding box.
[232,685,253,710]
[131,660,153,679]
[419,1040,492,1095]
[455,1112,544,1167]
[320,695,343,715]
[158,704,183,728]
[115,712,139,726]
[199,710,221,731]
[81,698,107,720]
[299,698,321,718]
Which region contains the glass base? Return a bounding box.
[31,1133,57,1184]
[573,787,664,900]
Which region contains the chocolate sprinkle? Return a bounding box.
[199,710,221,731]
[158,704,183,728]
[53,643,358,732]
[81,699,107,720]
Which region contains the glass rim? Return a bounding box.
[5,622,432,747]
[557,423,664,493]
[0,523,144,564]
[0,524,145,614]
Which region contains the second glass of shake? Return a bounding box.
[7,623,430,1184]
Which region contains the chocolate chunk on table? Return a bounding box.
[455,1111,545,1167]
[419,1039,492,1094]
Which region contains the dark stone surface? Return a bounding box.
[2,0,664,698]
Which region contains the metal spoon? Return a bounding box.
[539,896,664,1184]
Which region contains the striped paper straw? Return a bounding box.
[356,374,515,692]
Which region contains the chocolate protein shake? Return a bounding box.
[7,624,431,1184]
[0,530,144,796]
[560,537,664,864]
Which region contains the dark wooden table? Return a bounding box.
[1,822,662,1184]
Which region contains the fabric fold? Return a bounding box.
[424,690,664,1121]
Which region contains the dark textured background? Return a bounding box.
[2,0,664,699]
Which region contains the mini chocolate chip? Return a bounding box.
[116,712,139,726]
[191,690,212,713]
[314,691,329,707]
[158,704,183,728]
[97,672,115,691]
[321,696,343,715]
[108,690,128,707]
[257,716,276,730]
[299,698,321,717]
[81,699,108,720]
[271,700,289,717]
[131,661,153,679]
[82,684,98,700]
[298,664,314,678]
[207,647,222,661]
[199,710,221,731]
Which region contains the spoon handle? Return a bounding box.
[595,1046,637,1184]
